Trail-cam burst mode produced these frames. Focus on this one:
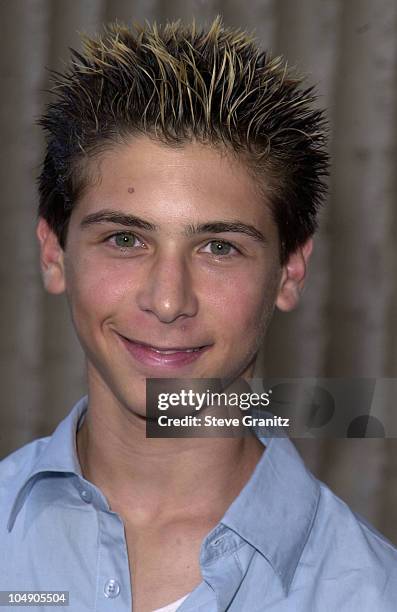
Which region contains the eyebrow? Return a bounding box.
[80,209,267,244]
[80,210,156,232]
[186,221,266,243]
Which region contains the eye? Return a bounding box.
[106,232,142,249]
[202,240,239,257]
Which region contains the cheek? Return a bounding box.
[204,266,279,338]
[64,255,130,328]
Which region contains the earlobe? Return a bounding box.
[276,238,313,312]
[36,218,66,294]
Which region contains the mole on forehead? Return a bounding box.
[127,187,135,193]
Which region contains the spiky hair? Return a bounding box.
[37,16,328,263]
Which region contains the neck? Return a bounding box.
[76,389,265,527]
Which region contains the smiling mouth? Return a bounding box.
[117,334,211,368]
[121,336,208,353]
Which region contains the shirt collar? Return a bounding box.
[220,430,320,595]
[8,398,321,596]
[7,396,88,531]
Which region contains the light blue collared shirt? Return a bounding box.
[1,396,397,611]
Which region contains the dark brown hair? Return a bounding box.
[37,16,329,263]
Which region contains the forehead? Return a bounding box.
[73,136,273,232]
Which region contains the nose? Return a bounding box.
[136,251,199,323]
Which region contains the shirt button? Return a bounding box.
[104,579,120,599]
[80,489,92,503]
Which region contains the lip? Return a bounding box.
[118,335,212,369]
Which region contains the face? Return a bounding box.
[37,136,311,418]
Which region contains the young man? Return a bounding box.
[1,17,396,612]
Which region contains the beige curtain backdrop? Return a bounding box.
[1,0,397,542]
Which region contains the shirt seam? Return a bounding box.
[93,510,101,612]
[285,473,321,592]
[204,538,249,566]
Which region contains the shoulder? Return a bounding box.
[0,437,49,481]
[301,479,397,608]
[315,480,397,561]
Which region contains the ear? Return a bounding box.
[276,238,313,312]
[36,217,66,294]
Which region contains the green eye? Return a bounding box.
[209,241,232,255]
[114,233,136,247]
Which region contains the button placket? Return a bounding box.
[96,510,132,609]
